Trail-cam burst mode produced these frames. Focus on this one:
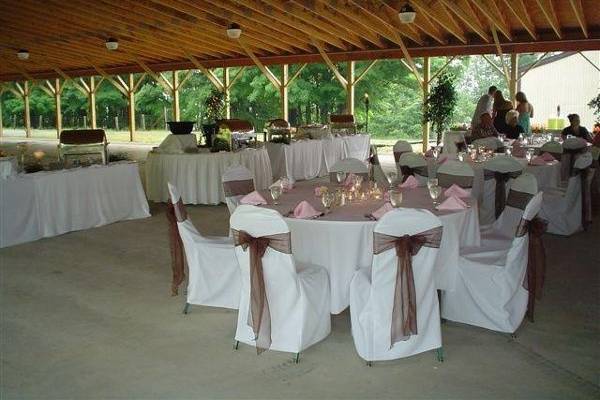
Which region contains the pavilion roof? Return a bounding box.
[1,0,599,81]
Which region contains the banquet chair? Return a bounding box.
[330,158,369,182]
[369,145,391,187]
[539,152,594,236]
[222,165,255,215]
[436,160,475,189]
[472,137,503,152]
[539,141,562,159]
[561,137,589,181]
[442,192,544,333]
[442,131,467,154]
[167,183,241,312]
[461,173,538,256]
[349,208,444,363]
[398,152,428,185]
[230,205,331,360]
[480,156,524,225]
[393,140,413,175]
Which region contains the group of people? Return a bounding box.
[470,86,595,143]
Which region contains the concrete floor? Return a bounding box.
[1,138,599,399]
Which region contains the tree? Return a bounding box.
[423,72,457,144]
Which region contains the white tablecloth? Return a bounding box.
[145,148,272,204]
[0,156,17,179]
[266,135,371,181]
[157,134,197,153]
[0,162,150,248]
[260,181,480,313]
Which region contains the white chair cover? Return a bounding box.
[436,160,475,188]
[539,141,562,156]
[562,137,588,150]
[330,158,369,174]
[398,152,428,185]
[480,156,525,225]
[230,205,331,354]
[472,137,503,151]
[442,131,466,154]
[539,152,594,236]
[167,182,241,309]
[393,140,414,175]
[350,209,443,361]
[442,192,544,333]
[222,165,255,215]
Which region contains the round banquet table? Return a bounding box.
[145,147,272,204]
[259,180,481,314]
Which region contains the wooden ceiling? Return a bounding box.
[1,0,599,82]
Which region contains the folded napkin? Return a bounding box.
[292,201,322,219]
[444,184,470,198]
[240,191,267,205]
[541,152,556,162]
[399,175,419,189]
[436,195,468,211]
[370,202,394,220]
[530,156,547,166]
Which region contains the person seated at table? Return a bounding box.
[471,112,500,140]
[561,114,593,142]
[493,90,513,133]
[591,123,600,147]
[502,110,525,140]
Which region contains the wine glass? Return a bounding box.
[505,147,512,157]
[526,148,535,164]
[432,146,440,161]
[429,185,442,207]
[457,152,465,162]
[387,172,397,189]
[389,189,403,208]
[321,192,334,214]
[427,178,438,190]
[336,171,346,184]
[270,185,282,205]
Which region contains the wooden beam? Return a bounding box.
[24,81,31,137]
[132,73,147,93]
[313,40,348,87]
[91,65,128,96]
[238,40,281,88]
[346,61,355,115]
[286,64,307,87]
[53,68,89,95]
[281,64,288,120]
[429,56,457,84]
[578,52,600,72]
[422,56,430,150]
[482,54,508,80]
[128,73,135,141]
[517,52,549,80]
[136,59,173,92]
[53,78,62,138]
[354,60,378,85]
[440,0,490,43]
[535,0,562,39]
[509,53,519,102]
[228,67,246,88]
[569,0,588,38]
[501,0,538,40]
[89,76,97,129]
[187,54,224,91]
[223,67,231,119]
[490,25,511,84]
[411,1,467,44]
[470,0,513,40]
[172,71,180,122]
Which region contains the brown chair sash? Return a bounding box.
[166,198,187,296]
[506,190,534,210]
[484,169,523,219]
[571,167,594,230]
[516,217,548,322]
[561,147,587,181]
[436,173,473,189]
[232,229,292,354]
[399,165,428,182]
[394,150,411,163]
[223,179,255,197]
[373,226,443,348]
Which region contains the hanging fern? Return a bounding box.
[423,72,457,145]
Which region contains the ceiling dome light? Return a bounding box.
[105,38,119,51]
[398,3,416,24]
[17,49,29,60]
[226,23,242,39]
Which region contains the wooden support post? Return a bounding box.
[24,81,31,137]
[54,78,62,138]
[509,53,519,104]
[0,88,3,137]
[89,77,97,129]
[281,64,289,120]
[422,57,431,151]
[346,61,355,115]
[223,67,231,119]
[128,73,135,141]
[172,71,180,122]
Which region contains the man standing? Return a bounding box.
[471,86,497,129]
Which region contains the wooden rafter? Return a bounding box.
[286,64,307,88]
[428,56,457,84]
[535,0,562,39]
[517,52,549,80]
[411,1,467,44]
[313,40,347,87]
[490,25,511,84]
[470,0,513,41]
[440,0,490,43]
[239,39,281,88]
[569,0,588,38]
[501,0,537,40]
[578,52,600,72]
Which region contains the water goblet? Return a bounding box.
[270,185,282,205]
[389,189,403,208]
[336,171,346,184]
[387,172,397,189]
[526,148,535,164]
[457,152,465,162]
[505,147,512,157]
[427,178,438,190]
[321,192,334,214]
[428,185,442,207]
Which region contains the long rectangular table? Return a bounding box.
[266,135,371,181]
[0,162,150,248]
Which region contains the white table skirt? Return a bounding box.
[0,162,150,248]
[260,182,480,314]
[145,148,273,204]
[266,135,371,181]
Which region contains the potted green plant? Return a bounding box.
[423,72,457,145]
[202,89,225,146]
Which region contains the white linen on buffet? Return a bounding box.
[266,135,371,181]
[0,156,17,179]
[0,162,150,248]
[145,147,272,204]
[157,134,198,153]
[259,180,480,313]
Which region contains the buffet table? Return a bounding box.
[0,162,150,248]
[266,135,370,181]
[259,180,480,313]
[145,147,272,204]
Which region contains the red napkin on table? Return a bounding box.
[399,175,419,189]
[444,184,470,198]
[292,201,322,219]
[240,191,268,205]
[436,195,468,211]
[370,202,394,220]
